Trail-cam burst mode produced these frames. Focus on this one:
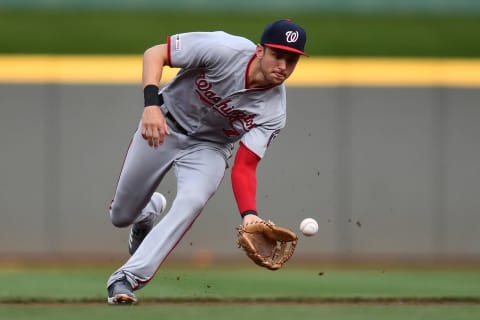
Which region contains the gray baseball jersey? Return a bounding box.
[161,31,286,158]
[107,31,287,290]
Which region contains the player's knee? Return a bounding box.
[109,207,134,228]
[111,217,130,228]
[182,192,209,212]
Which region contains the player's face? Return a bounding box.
[258,46,300,85]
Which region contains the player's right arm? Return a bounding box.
[231,142,264,226]
[141,44,171,148]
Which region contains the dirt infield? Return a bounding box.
[2,297,480,307]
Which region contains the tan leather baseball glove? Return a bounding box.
[237,220,298,270]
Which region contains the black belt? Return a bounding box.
[165,112,188,135]
[158,94,188,135]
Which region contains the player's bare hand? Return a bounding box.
[243,214,263,227]
[141,106,170,148]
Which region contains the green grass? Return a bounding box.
[0,264,479,319]
[1,265,479,302]
[1,10,480,57]
[2,305,480,320]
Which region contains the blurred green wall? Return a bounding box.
[1,0,480,13]
[1,11,480,57]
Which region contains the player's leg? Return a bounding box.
[107,147,227,290]
[109,123,175,228]
[107,124,180,304]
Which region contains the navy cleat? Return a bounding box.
[128,192,167,255]
[107,278,138,305]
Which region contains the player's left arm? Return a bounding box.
[231,142,263,226]
[141,44,171,148]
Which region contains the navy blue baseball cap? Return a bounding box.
[260,19,308,56]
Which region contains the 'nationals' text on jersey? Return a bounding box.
[195,72,257,137]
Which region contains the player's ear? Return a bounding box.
[255,44,265,58]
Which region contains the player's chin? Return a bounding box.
[270,73,287,84]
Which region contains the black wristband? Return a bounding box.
[240,210,258,218]
[143,85,160,107]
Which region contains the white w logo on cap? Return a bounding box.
[285,31,299,43]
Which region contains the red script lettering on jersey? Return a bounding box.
[195,73,257,136]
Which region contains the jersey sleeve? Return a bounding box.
[241,120,284,158]
[241,88,286,158]
[167,31,253,70]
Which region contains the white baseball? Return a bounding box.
[300,218,318,236]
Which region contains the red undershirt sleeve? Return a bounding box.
[231,142,261,216]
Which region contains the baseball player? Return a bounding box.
[107,19,308,304]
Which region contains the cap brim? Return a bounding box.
[264,44,309,57]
